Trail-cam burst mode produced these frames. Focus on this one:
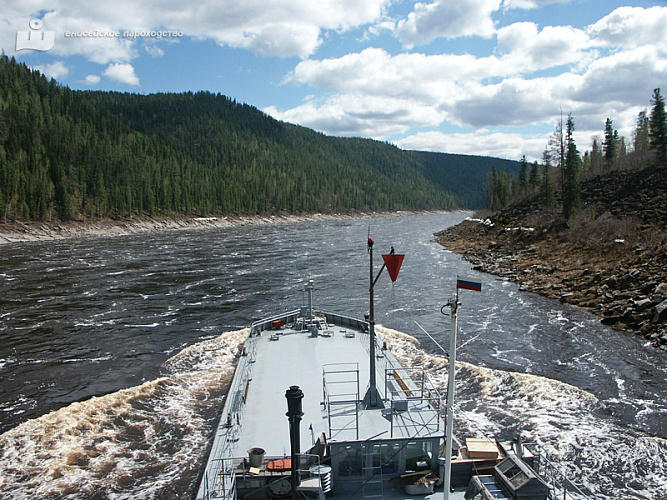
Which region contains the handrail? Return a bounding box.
[250,309,302,334]
[201,453,324,500]
[524,442,593,500]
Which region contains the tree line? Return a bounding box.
[486,88,667,218]
[0,55,517,223]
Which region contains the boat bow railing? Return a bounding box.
[201,453,326,500]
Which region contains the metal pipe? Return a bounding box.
[285,385,304,499]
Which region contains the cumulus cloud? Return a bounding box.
[269,5,666,161]
[288,48,512,105]
[102,63,140,85]
[395,130,548,160]
[572,45,667,107]
[3,0,390,62]
[266,94,445,139]
[34,61,69,80]
[395,0,500,47]
[587,6,667,51]
[501,0,572,9]
[496,22,592,71]
[84,74,101,85]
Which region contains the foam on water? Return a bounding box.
[376,325,667,500]
[0,328,247,500]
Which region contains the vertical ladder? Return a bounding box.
[362,446,384,499]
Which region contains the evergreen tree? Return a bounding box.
[634,110,650,160]
[603,118,616,169]
[540,148,555,207]
[529,161,540,187]
[518,155,528,193]
[590,137,603,172]
[649,88,667,164]
[562,114,581,219]
[0,54,519,221]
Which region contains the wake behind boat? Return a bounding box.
[196,239,590,500]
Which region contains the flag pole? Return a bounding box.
[443,275,480,498]
[442,290,459,500]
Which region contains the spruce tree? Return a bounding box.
[563,114,581,219]
[649,88,667,164]
[603,118,616,169]
[634,110,650,159]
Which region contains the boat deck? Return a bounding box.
[234,319,442,457]
[197,312,446,500]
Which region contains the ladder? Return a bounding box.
[362,446,384,499]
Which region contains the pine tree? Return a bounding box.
[649,88,667,164]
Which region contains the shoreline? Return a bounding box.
[0,210,463,245]
[435,217,667,349]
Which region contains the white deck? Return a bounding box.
[231,322,442,457]
[197,314,447,500]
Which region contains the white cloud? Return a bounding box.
[395,130,548,161]
[501,0,572,9]
[266,94,445,139]
[496,22,592,71]
[2,0,391,62]
[572,45,667,107]
[102,63,140,85]
[288,48,512,105]
[34,61,69,79]
[587,6,667,51]
[84,74,101,85]
[395,0,501,47]
[144,44,165,58]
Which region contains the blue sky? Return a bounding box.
[3,0,666,161]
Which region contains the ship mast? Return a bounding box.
[363,236,404,409]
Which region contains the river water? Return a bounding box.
[0,212,665,499]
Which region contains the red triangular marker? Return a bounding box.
[382,254,405,282]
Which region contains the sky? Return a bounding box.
[2,0,667,162]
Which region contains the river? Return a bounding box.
[0,212,665,499]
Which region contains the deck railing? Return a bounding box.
[201,453,324,500]
[525,442,594,500]
[323,362,360,440]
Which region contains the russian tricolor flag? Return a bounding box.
[457,277,482,292]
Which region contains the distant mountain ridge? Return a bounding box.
[0,55,519,222]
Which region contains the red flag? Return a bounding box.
[382,254,405,282]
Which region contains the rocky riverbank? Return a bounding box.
[0,210,455,245]
[435,163,667,349]
[0,213,344,244]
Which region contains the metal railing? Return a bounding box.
[201,453,325,500]
[525,442,594,500]
[384,365,444,437]
[323,362,360,440]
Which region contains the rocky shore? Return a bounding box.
[0,209,453,245]
[435,163,667,349]
[0,213,349,245]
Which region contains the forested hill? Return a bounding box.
[0,55,519,222]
